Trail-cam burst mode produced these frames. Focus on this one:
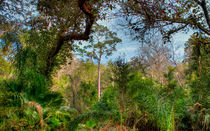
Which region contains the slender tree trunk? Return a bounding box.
[98,59,101,100]
[91,56,94,64]
[70,77,76,108]
[72,84,76,107]
[196,43,202,100]
[198,55,203,100]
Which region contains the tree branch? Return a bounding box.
[164,17,210,35]
[45,0,95,77]
[195,0,210,28]
[166,24,188,37]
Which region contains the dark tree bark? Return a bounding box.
[45,0,95,77]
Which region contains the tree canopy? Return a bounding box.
[118,0,209,42]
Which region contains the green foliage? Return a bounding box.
[19,29,72,76]
[185,33,210,107]
[67,86,120,130]
[0,107,40,130]
[183,33,210,130]
[79,81,97,108]
[126,69,191,130]
[22,106,40,129]
[109,58,188,130]
[94,87,119,117]
[0,84,41,130]
[0,56,12,79]
[188,103,210,131]
[164,66,177,90]
[14,47,63,107]
[110,57,131,92]
[44,106,75,130]
[83,24,121,60]
[85,119,97,128]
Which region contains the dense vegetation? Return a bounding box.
[0,0,209,130]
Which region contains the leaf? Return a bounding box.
[85,119,96,128]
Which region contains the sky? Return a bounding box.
[92,18,194,64]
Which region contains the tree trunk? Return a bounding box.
[44,0,95,77]
[196,43,202,100]
[98,59,101,100]
[117,125,122,131]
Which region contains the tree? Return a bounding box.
[118,0,210,42]
[130,38,172,84]
[0,0,37,62]
[83,24,121,100]
[0,0,36,36]
[110,57,131,130]
[185,33,210,107]
[0,54,11,79]
[0,0,114,77]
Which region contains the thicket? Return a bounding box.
[0,35,209,130]
[0,0,209,130]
